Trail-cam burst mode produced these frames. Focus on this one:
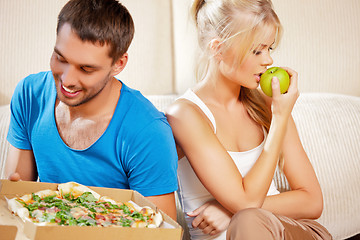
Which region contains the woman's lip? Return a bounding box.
[255,74,261,82]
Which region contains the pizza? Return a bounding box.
[6,182,163,228]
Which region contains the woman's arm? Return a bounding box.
[166,72,299,214]
[261,117,323,219]
[185,115,322,235]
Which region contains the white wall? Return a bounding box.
[0,0,359,105]
[0,0,68,104]
[271,0,360,96]
[172,0,360,96]
[0,0,175,105]
[120,0,174,95]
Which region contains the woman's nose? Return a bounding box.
[262,52,273,66]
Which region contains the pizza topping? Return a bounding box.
[9,188,162,228]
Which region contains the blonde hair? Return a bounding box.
[191,0,282,133]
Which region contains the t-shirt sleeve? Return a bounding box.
[7,78,32,150]
[125,119,178,197]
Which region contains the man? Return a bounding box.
[5,0,178,219]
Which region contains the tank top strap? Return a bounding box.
[177,89,217,133]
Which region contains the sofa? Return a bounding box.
[0,0,359,239]
[1,93,359,240]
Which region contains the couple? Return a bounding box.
[5,0,332,239]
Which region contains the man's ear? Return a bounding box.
[209,39,222,60]
[111,53,128,76]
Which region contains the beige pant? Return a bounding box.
[226,208,333,240]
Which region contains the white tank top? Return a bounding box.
[177,89,280,240]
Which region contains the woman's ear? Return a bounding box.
[111,53,128,76]
[209,39,223,60]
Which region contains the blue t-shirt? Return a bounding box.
[7,71,178,197]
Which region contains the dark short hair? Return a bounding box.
[57,0,135,64]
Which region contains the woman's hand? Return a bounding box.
[270,67,299,119]
[188,200,232,235]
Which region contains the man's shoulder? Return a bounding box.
[17,71,53,91]
[121,83,165,119]
[23,71,52,82]
[11,71,55,109]
[116,83,170,133]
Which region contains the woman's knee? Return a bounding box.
[227,208,284,240]
[233,208,271,223]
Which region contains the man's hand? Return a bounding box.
[5,145,37,181]
[8,172,21,181]
[188,199,232,236]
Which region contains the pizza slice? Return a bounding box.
[7,189,60,225]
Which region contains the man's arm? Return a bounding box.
[146,192,177,220]
[5,144,37,181]
[126,117,178,221]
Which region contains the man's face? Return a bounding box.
[50,23,116,107]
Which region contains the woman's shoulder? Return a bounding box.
[166,97,204,121]
[166,95,215,133]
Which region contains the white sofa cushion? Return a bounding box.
[290,93,360,239]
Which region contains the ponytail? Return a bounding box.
[191,0,206,24]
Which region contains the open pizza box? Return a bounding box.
[0,180,183,240]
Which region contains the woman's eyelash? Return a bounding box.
[253,50,262,55]
[253,47,273,55]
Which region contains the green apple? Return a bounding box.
[260,67,290,97]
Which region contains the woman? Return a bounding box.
[166,0,332,239]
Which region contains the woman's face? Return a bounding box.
[218,27,276,90]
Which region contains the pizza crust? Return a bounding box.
[34,189,59,199]
[18,193,32,203]
[7,197,23,213]
[58,182,100,200]
[127,203,163,228]
[7,197,31,222]
[16,207,31,222]
[99,196,118,204]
